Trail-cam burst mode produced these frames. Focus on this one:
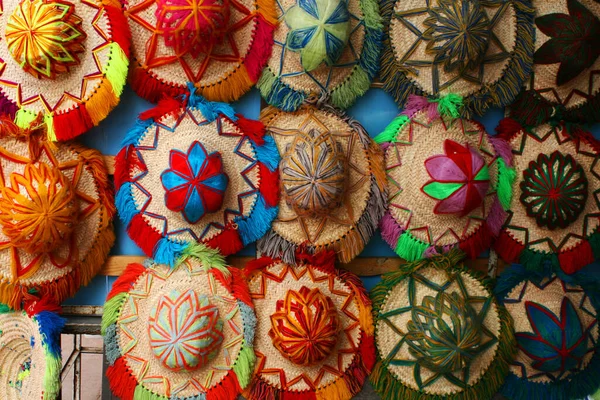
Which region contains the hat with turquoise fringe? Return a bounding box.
[257,0,383,111]
[102,243,257,400]
[495,263,600,400]
[376,94,514,262]
[370,249,516,400]
[379,0,535,117]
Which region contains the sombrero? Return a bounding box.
[0,0,130,140]
[125,0,277,104]
[257,103,386,264]
[494,118,600,274]
[0,117,114,309]
[114,93,280,265]
[495,264,600,400]
[379,0,535,117]
[376,94,514,262]
[0,300,65,400]
[102,243,256,400]
[257,0,383,111]
[510,0,600,125]
[242,251,375,400]
[370,250,516,400]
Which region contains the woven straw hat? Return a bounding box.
[495,264,600,400]
[115,94,280,265]
[376,95,513,262]
[257,0,383,111]
[257,103,386,264]
[0,0,130,140]
[494,118,600,275]
[379,0,535,117]
[242,251,375,400]
[370,250,516,400]
[510,0,600,125]
[125,0,277,104]
[102,243,257,400]
[0,118,114,309]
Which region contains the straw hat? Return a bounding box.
[0,0,130,140]
[242,251,375,400]
[495,264,600,400]
[376,95,513,262]
[494,118,600,274]
[379,0,535,117]
[257,103,386,264]
[0,118,114,309]
[114,93,280,264]
[102,243,256,400]
[257,0,383,111]
[370,250,516,400]
[510,0,600,125]
[125,0,277,104]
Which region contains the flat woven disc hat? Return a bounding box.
[494,118,600,275]
[379,0,535,117]
[0,118,115,309]
[257,0,383,111]
[125,0,277,104]
[510,0,600,125]
[0,0,130,140]
[242,252,375,400]
[102,243,257,400]
[370,250,516,400]
[376,95,514,261]
[495,264,600,400]
[257,103,386,264]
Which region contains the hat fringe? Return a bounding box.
[129,65,187,104]
[106,357,137,400]
[0,90,17,119]
[34,310,66,400]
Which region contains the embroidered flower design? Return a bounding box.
[285,0,350,71]
[534,0,600,86]
[423,0,490,73]
[520,151,588,230]
[5,0,86,79]
[516,298,589,373]
[161,141,229,224]
[422,140,490,216]
[148,289,224,371]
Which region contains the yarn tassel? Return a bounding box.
[106,357,137,400]
[115,183,139,227]
[244,377,281,400]
[494,230,525,264]
[205,226,244,256]
[236,196,278,246]
[258,162,279,207]
[244,14,276,82]
[558,240,594,275]
[128,214,162,256]
[458,222,493,259]
[101,292,126,335]
[496,157,516,210]
[180,242,228,274]
[130,65,187,104]
[253,135,280,172]
[495,117,524,141]
[44,352,62,400]
[108,263,147,295]
[0,90,17,119]
[243,256,275,277]
[489,135,513,166]
[395,232,428,261]
[206,370,242,400]
[53,104,94,141]
[236,114,266,145]
[153,238,189,267]
[232,344,256,389]
[379,210,404,249]
[434,93,463,118]
[374,115,408,144]
[257,69,307,112]
[229,267,254,307]
[85,81,119,126]
[14,109,38,130]
[487,197,507,236]
[139,96,182,121]
[104,4,131,58]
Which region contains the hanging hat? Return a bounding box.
[0,0,130,140]
[242,251,375,400]
[102,243,257,400]
[509,0,600,125]
[375,95,514,262]
[257,103,386,264]
[125,0,277,104]
[379,0,535,117]
[0,118,114,309]
[114,94,280,265]
[257,0,383,111]
[495,264,600,400]
[494,118,600,274]
[370,250,516,400]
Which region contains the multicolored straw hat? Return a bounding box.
[376,95,514,261]
[125,0,277,104]
[102,243,257,400]
[257,0,383,111]
[114,94,280,264]
[0,301,64,400]
[510,0,600,125]
[494,118,600,274]
[242,251,375,400]
[0,118,114,309]
[257,103,386,264]
[495,264,600,400]
[370,250,516,400]
[0,0,130,140]
[379,0,535,117]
